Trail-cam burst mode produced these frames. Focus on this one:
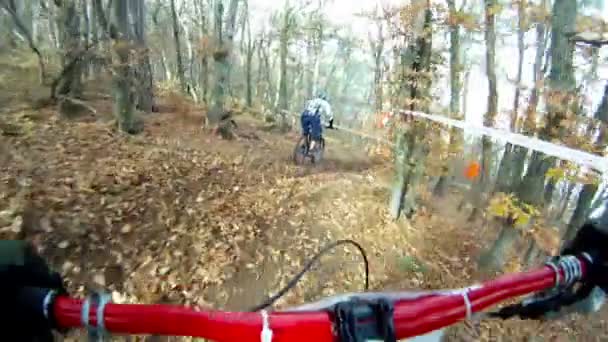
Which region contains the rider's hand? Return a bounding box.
[0,240,65,341]
[561,220,608,292]
[492,220,608,321]
[551,220,608,316]
[527,221,608,320]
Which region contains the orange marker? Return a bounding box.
[464,161,481,180]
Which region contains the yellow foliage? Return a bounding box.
[487,193,539,229]
[487,3,504,16]
[545,167,566,182]
[545,163,600,186]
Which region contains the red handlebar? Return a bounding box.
[53,261,585,341]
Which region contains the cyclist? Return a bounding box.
[3,207,608,340]
[300,91,333,152]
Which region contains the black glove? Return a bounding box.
[490,220,608,320]
[561,220,608,293]
[0,240,66,341]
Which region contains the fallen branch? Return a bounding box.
[57,96,98,115]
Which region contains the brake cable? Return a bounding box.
[248,239,370,312]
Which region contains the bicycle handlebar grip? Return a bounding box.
[4,287,57,341]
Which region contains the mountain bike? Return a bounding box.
[293,119,335,165]
[293,133,325,165]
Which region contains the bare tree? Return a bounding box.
[195,0,210,103]
[0,0,47,82]
[480,0,578,271]
[170,0,187,92]
[243,1,256,108]
[208,0,241,137]
[389,0,434,219]
[130,0,154,112]
[468,0,498,222]
[369,4,384,114]
[111,0,136,132]
[58,1,84,92]
[278,0,295,112]
[433,0,465,197]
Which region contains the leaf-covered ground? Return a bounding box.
[1,95,607,341]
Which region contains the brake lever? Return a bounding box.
[488,254,592,320]
[488,281,594,320]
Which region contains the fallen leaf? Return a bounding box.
[93,274,106,286]
[62,261,74,273]
[120,224,132,234]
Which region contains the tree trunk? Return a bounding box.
[179,12,197,99]
[526,0,550,129]
[311,44,321,96]
[31,0,39,44]
[1,5,17,48]
[497,8,548,193]
[110,0,136,133]
[306,41,314,98]
[390,0,432,219]
[258,37,273,107]
[402,142,428,217]
[495,144,529,194]
[523,238,542,268]
[89,0,100,74]
[461,68,470,121]
[595,83,608,149]
[494,0,526,194]
[0,0,47,83]
[244,12,255,108]
[512,0,525,131]
[47,1,60,49]
[476,0,557,271]
[131,0,154,112]
[562,81,608,243]
[278,3,290,112]
[469,0,498,221]
[390,132,411,219]
[543,178,556,204]
[479,222,520,271]
[209,0,240,134]
[563,183,598,243]
[554,181,575,222]
[161,50,172,81]
[56,0,83,100]
[518,0,577,207]
[170,0,186,92]
[370,12,384,113]
[482,0,498,183]
[433,0,461,197]
[81,0,90,45]
[196,0,209,104]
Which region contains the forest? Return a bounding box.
[1,0,608,340]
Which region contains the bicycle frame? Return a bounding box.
[50,257,587,342]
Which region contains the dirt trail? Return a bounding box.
[1,98,607,342]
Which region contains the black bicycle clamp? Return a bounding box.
[331,297,396,342]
